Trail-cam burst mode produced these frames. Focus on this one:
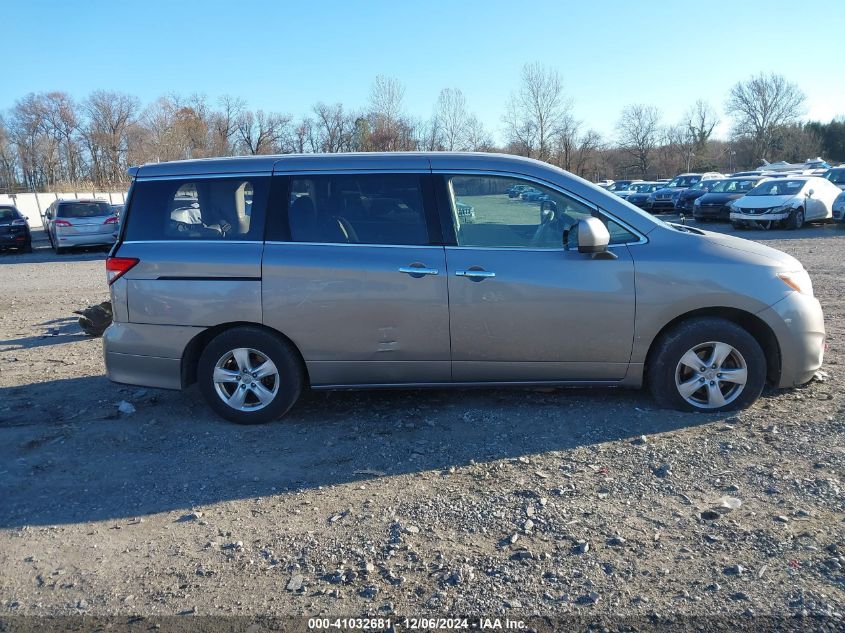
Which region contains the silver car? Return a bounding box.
[103,153,825,424]
[44,199,119,253]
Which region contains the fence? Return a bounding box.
[0,191,128,228]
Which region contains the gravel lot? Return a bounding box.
[1,222,843,623]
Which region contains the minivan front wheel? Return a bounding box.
[648,318,766,412]
[198,327,303,424]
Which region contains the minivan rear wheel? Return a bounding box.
[198,327,304,424]
[648,317,766,412]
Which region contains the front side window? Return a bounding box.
[448,175,637,249]
[124,177,267,241]
[287,173,428,246]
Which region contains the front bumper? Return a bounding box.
[730,211,789,222]
[647,199,677,211]
[695,205,730,220]
[757,291,825,388]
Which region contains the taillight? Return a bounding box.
[106,256,139,285]
[54,219,72,227]
[11,218,27,226]
[104,216,118,224]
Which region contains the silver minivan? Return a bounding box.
[103,153,825,424]
[44,199,119,252]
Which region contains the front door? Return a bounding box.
[262,172,451,386]
[440,174,637,382]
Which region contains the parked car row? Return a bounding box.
[598,162,845,230]
[0,198,121,255]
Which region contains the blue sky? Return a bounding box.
[5,0,844,142]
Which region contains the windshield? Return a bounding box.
[609,181,633,191]
[689,180,714,192]
[629,183,653,193]
[666,176,701,188]
[57,202,112,218]
[746,180,804,197]
[826,169,845,185]
[711,179,759,193]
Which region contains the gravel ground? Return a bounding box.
[0,223,843,623]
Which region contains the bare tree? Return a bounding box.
[434,88,470,151]
[83,90,140,186]
[464,114,492,152]
[0,116,17,190]
[42,92,83,184]
[573,129,603,177]
[368,75,413,151]
[210,95,246,156]
[503,63,572,161]
[236,109,291,155]
[685,99,718,151]
[312,102,354,153]
[616,104,661,177]
[726,73,806,162]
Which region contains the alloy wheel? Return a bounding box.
[674,341,748,409]
[212,347,279,412]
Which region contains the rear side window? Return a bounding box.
[124,177,268,241]
[287,173,429,245]
[57,202,112,218]
[0,207,19,221]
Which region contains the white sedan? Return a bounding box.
[729,176,842,230]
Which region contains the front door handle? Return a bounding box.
[455,269,496,280]
[399,265,439,277]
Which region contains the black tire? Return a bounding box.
[197,326,304,424]
[786,207,804,230]
[648,317,766,413]
[22,240,33,253]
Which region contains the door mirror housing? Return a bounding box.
[807,189,814,197]
[571,216,611,254]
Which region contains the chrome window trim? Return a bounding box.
[264,241,442,249]
[121,240,263,245]
[135,172,270,181]
[278,169,431,176]
[435,169,648,246]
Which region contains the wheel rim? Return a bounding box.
[213,347,279,412]
[796,210,804,228]
[674,341,748,409]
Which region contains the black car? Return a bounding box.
[692,177,768,222]
[0,205,32,252]
[625,182,665,208]
[645,173,714,212]
[674,179,722,212]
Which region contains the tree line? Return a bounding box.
[1,64,843,192]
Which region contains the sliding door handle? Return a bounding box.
[455,269,496,279]
[399,265,439,277]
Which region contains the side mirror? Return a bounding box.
[567,216,613,256]
[807,189,814,197]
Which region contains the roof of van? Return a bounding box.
[130,152,565,178]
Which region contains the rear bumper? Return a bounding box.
[757,292,825,388]
[56,231,117,247]
[103,321,203,390]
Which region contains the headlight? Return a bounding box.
[768,204,793,215]
[777,270,813,296]
[693,198,702,207]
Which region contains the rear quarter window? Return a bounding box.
[124,176,269,241]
